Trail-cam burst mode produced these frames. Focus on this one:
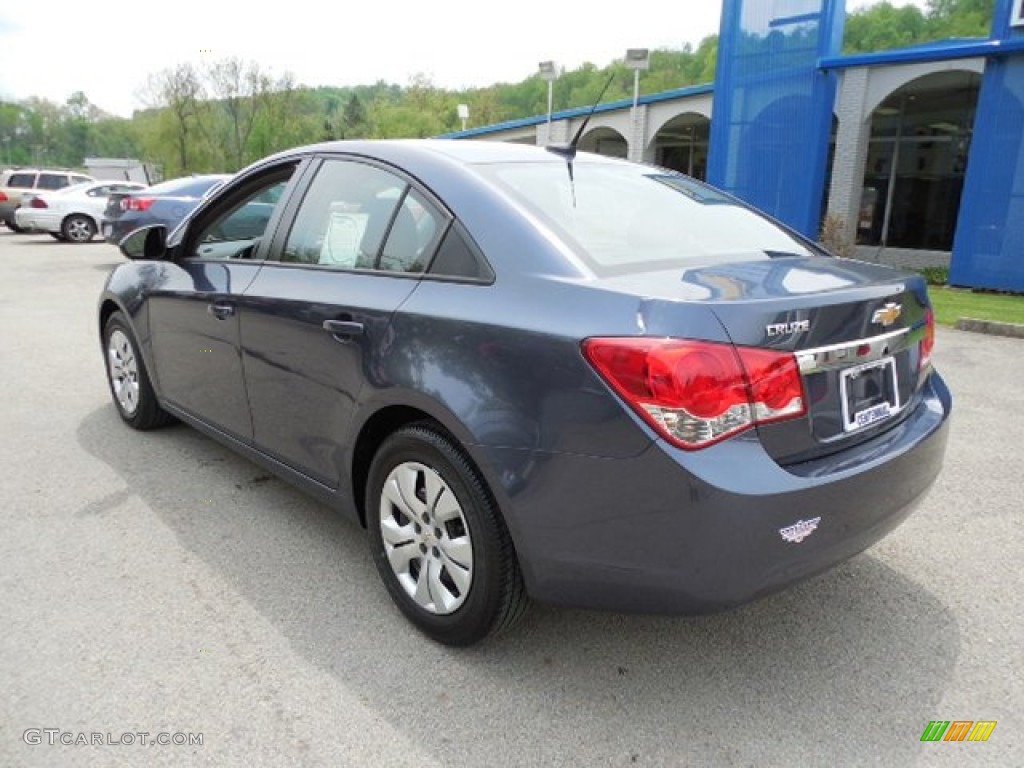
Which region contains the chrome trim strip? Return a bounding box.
[796,327,911,374]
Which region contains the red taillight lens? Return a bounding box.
[122,197,154,211]
[583,338,806,450]
[0,191,7,202]
[646,344,748,417]
[919,307,935,372]
[29,197,48,208]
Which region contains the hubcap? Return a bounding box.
[107,329,140,416]
[67,217,92,242]
[379,462,473,614]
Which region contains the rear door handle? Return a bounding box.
[322,319,364,339]
[208,302,235,320]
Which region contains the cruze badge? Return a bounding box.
[766,319,810,337]
[872,302,902,327]
[779,517,821,543]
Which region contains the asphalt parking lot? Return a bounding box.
[1,231,1021,767]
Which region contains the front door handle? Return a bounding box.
[322,319,364,339]
[208,302,235,320]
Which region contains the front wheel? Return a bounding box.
[62,214,96,243]
[102,311,174,430]
[367,425,528,646]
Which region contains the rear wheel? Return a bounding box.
[62,214,96,243]
[6,217,23,233]
[102,311,174,430]
[366,425,528,646]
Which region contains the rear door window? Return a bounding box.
[280,159,440,272]
[38,174,69,190]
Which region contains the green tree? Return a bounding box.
[926,0,994,36]
[141,63,205,174]
[844,0,994,54]
[844,3,930,53]
[340,94,368,138]
[206,57,273,170]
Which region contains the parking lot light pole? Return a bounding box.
[538,61,559,128]
[625,48,650,119]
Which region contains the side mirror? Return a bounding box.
[119,225,168,260]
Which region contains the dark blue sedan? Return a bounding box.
[97,140,951,645]
[101,174,230,245]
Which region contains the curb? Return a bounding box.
[954,317,1024,339]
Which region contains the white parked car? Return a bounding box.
[16,181,148,242]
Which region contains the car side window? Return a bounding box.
[38,174,68,190]
[281,160,443,274]
[8,173,37,188]
[188,175,292,261]
[427,223,495,282]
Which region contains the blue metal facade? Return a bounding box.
[706,0,845,238]
[949,0,1024,291]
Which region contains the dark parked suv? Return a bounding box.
[0,168,95,231]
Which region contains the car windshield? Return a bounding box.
[475,160,818,275]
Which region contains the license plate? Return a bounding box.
[840,357,899,432]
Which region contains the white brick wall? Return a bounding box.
[827,69,871,244]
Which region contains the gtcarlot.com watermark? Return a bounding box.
[23,729,203,747]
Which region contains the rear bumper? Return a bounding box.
[104,218,138,245]
[15,209,59,233]
[488,372,951,614]
[0,200,19,222]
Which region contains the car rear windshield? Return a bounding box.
[146,176,226,197]
[475,160,818,275]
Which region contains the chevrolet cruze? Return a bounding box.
[98,140,951,645]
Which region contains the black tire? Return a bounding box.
[6,217,23,233]
[366,424,528,646]
[102,311,175,430]
[62,214,96,243]
[50,233,67,241]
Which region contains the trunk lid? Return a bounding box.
[599,255,933,464]
[104,191,132,221]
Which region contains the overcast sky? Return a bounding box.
[0,0,926,118]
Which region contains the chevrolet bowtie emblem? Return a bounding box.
[872,302,902,327]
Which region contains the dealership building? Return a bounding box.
[447,0,1024,292]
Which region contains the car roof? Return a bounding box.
[1,168,92,177]
[262,138,626,169]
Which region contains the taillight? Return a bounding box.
[122,197,154,211]
[0,191,7,202]
[919,307,935,372]
[583,338,806,450]
[29,197,48,209]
